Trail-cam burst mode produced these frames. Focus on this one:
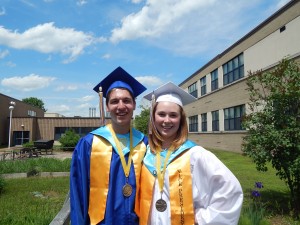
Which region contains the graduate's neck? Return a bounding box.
[111,123,130,135]
[161,141,173,150]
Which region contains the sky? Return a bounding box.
[0,0,291,117]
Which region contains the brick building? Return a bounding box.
[0,93,102,146]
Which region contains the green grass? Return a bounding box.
[0,176,69,225]
[211,149,296,224]
[0,157,71,174]
[0,150,299,224]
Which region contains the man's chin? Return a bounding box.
[116,118,131,125]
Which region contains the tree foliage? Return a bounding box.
[242,58,300,217]
[134,106,150,135]
[22,97,46,112]
[59,129,80,149]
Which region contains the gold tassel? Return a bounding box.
[99,86,105,126]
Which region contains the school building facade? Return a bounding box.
[181,0,300,152]
[0,93,101,147]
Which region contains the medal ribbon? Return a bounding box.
[156,146,174,194]
[108,124,133,178]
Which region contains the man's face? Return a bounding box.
[106,88,136,130]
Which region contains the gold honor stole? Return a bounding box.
[88,128,146,225]
[140,150,194,225]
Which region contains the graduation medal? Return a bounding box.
[122,182,133,197]
[155,146,174,212]
[109,125,134,197]
[156,198,167,212]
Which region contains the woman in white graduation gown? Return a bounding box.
[139,82,243,225]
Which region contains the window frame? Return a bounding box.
[224,105,245,130]
[189,115,198,132]
[201,113,207,132]
[188,82,198,98]
[223,53,244,86]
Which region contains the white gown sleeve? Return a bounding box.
[191,146,243,225]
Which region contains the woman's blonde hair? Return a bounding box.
[148,102,188,153]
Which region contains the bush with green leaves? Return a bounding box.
[58,129,80,149]
[22,141,34,148]
[134,106,150,135]
[242,58,300,218]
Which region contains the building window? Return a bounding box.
[212,110,219,131]
[188,82,198,98]
[189,115,198,132]
[200,77,206,96]
[28,110,36,117]
[211,69,218,91]
[224,105,245,130]
[201,113,207,132]
[223,53,244,85]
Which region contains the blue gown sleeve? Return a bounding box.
[70,134,93,225]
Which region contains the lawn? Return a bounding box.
[0,176,69,225]
[0,149,299,224]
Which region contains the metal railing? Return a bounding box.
[49,191,71,225]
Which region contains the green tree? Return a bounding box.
[242,58,300,218]
[22,97,46,112]
[59,129,80,149]
[134,106,150,135]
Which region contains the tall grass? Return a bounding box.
[0,158,71,174]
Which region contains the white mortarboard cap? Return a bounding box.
[143,82,196,106]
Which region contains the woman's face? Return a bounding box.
[154,101,181,143]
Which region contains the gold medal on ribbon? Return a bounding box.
[108,124,133,197]
[122,183,133,197]
[155,146,174,212]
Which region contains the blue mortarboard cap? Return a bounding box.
[93,66,147,98]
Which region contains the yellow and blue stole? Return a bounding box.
[140,140,197,225]
[88,124,146,225]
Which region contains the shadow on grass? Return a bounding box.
[261,189,291,216]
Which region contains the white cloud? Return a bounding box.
[49,104,70,113]
[136,76,163,86]
[102,53,111,59]
[55,85,78,91]
[109,0,285,57]
[0,49,9,59]
[78,95,95,102]
[132,0,143,3]
[20,0,36,8]
[1,74,56,91]
[76,103,90,109]
[77,0,88,6]
[0,22,97,63]
[110,0,216,43]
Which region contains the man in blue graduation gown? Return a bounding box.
[70,67,148,225]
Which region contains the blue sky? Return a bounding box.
[0,0,290,117]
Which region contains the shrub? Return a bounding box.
[59,129,80,149]
[22,141,34,148]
